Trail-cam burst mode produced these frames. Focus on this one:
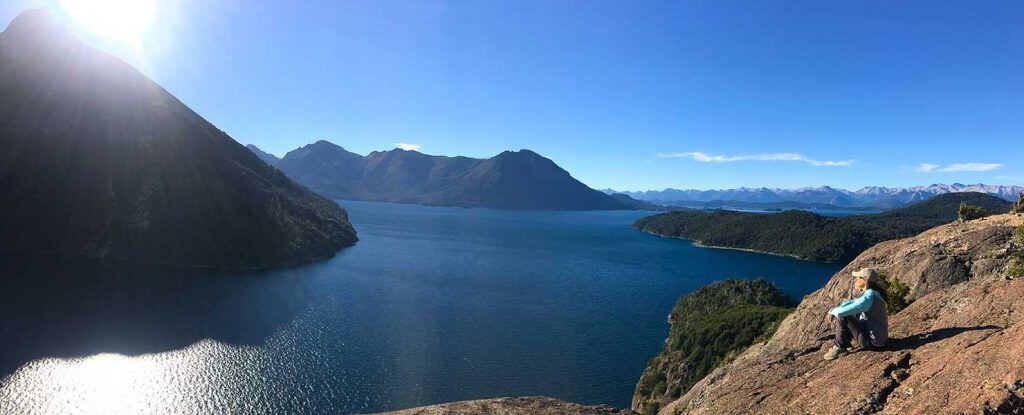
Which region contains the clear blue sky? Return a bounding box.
[2,1,1021,191]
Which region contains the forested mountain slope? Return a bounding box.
[633,192,1012,262]
[276,140,638,210]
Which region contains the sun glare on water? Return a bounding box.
[59,0,156,43]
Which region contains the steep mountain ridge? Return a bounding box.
[275,140,632,210]
[245,144,280,166]
[0,9,357,269]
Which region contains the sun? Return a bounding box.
[58,0,156,43]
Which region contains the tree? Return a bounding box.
[1013,193,1024,215]
[1009,225,1024,279]
[957,203,989,222]
[886,278,911,314]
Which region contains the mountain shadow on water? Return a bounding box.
[0,255,319,379]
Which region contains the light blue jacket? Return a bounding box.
[829,288,889,346]
[829,288,881,317]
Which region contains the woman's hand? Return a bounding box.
[826,313,835,324]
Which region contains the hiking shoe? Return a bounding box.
[823,345,848,360]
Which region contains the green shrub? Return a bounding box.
[885,278,911,314]
[653,380,667,396]
[1008,259,1024,279]
[1009,224,1024,279]
[958,203,989,221]
[669,384,682,399]
[641,402,660,415]
[636,367,665,395]
[1013,193,1024,214]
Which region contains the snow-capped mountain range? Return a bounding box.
[606,183,1024,209]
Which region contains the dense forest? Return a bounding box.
[633,192,1013,262]
[632,279,796,415]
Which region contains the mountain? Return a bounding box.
[0,9,357,269]
[245,144,280,166]
[608,193,670,211]
[276,140,638,210]
[639,199,879,213]
[614,183,1024,209]
[633,193,1013,262]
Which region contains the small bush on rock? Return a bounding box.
[1009,224,1024,279]
[885,277,911,314]
[958,203,989,222]
[1014,193,1024,215]
[1009,259,1024,279]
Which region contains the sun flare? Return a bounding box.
[59,0,156,43]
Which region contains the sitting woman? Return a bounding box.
[823,268,889,360]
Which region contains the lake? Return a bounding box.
[0,201,842,414]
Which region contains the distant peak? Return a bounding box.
[304,140,348,151]
[496,149,543,158]
[6,8,56,29]
[2,8,74,44]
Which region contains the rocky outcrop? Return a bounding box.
[376,397,635,415]
[632,279,796,414]
[665,213,1024,414]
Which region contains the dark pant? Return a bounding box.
[834,315,874,349]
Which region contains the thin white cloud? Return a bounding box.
[396,142,421,151]
[658,151,853,167]
[915,162,1001,173]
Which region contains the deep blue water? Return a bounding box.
[0,201,842,414]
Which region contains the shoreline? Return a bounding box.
[635,228,824,263]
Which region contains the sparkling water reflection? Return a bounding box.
[0,201,843,413]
